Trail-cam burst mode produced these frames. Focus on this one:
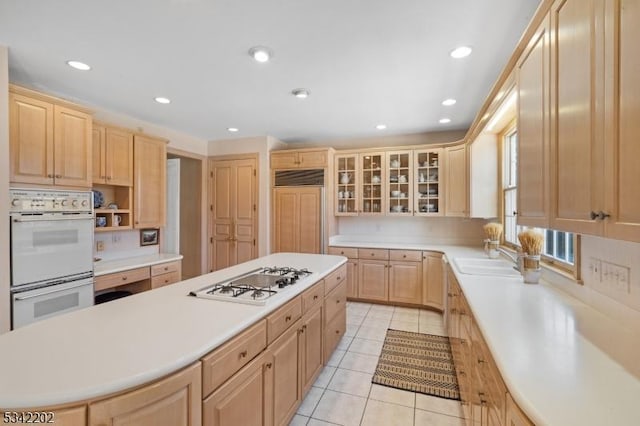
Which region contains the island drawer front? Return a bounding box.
[389,250,422,262]
[324,308,346,363]
[151,260,181,277]
[328,246,358,258]
[151,270,181,289]
[324,280,347,325]
[357,248,389,260]
[95,267,150,292]
[267,296,302,344]
[324,264,347,294]
[302,280,325,314]
[201,320,267,397]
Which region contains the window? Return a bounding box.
[502,128,519,245]
[540,228,577,268]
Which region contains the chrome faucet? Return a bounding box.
[497,247,524,273]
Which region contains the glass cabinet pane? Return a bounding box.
[387,151,412,215]
[336,155,358,215]
[415,149,442,215]
[360,153,384,214]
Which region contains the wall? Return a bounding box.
[0,46,10,333]
[286,130,466,150]
[208,136,287,257]
[335,216,488,246]
[94,230,159,261]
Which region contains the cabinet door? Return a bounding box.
[134,135,166,228]
[9,93,54,185]
[89,363,201,426]
[549,0,605,235]
[386,150,413,216]
[53,105,92,188]
[273,187,321,254]
[106,127,134,186]
[335,154,359,216]
[505,393,534,426]
[388,261,422,305]
[274,188,299,253]
[203,354,269,426]
[298,150,327,168]
[298,188,322,254]
[234,159,258,263]
[358,260,388,301]
[300,305,323,395]
[604,0,640,242]
[269,324,301,426]
[414,149,443,216]
[346,259,358,298]
[423,252,444,310]
[444,144,468,217]
[517,16,551,228]
[359,152,385,215]
[271,151,300,169]
[92,124,106,184]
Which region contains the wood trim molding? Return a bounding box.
[9,84,93,114]
[208,153,259,161]
[167,146,206,160]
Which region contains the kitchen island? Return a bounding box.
[0,252,347,425]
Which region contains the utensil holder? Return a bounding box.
[487,240,500,259]
[523,254,541,284]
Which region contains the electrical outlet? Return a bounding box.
[112,234,121,244]
[96,241,105,252]
[588,257,602,283]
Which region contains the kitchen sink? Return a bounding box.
[453,257,522,277]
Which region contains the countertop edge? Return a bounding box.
[94,254,184,277]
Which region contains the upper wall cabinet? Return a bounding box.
[360,152,386,215]
[92,123,134,186]
[271,149,328,169]
[444,144,468,217]
[386,150,413,216]
[335,154,359,216]
[133,135,167,228]
[414,149,443,216]
[9,86,92,188]
[517,14,551,228]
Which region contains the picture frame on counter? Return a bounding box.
[140,228,159,246]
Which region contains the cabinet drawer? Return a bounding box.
[324,308,346,363]
[302,280,324,314]
[151,270,181,289]
[324,263,347,294]
[201,320,267,397]
[95,267,150,292]
[357,248,389,260]
[151,260,181,277]
[389,250,422,262]
[325,280,347,325]
[267,296,302,344]
[328,246,359,258]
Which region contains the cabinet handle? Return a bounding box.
[55,174,62,178]
[336,299,341,304]
[164,279,169,284]
[47,174,53,178]
[164,266,169,271]
[266,362,272,369]
[596,211,610,220]
[107,176,112,180]
[313,295,318,300]
[122,276,127,281]
[285,315,292,322]
[477,358,486,364]
[371,253,375,256]
[403,254,407,258]
[590,211,598,220]
[335,329,340,334]
[336,276,341,281]
[302,325,307,330]
[239,350,248,358]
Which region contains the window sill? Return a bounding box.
[498,245,582,285]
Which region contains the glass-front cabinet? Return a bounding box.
[335,154,359,216]
[360,152,385,215]
[414,149,443,216]
[386,151,413,215]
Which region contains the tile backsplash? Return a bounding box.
[94,230,159,261]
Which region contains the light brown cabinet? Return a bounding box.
[92,124,134,186]
[444,144,468,217]
[335,153,359,215]
[268,321,302,426]
[94,260,181,294]
[505,393,534,426]
[273,187,322,254]
[388,260,422,305]
[422,252,444,310]
[9,87,92,188]
[358,259,389,301]
[516,15,551,228]
[270,149,328,169]
[300,304,323,395]
[133,135,166,229]
[209,157,258,271]
[203,352,271,426]
[386,150,413,216]
[89,362,201,426]
[414,148,444,216]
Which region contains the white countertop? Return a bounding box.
[0,253,346,409]
[331,239,640,426]
[94,253,184,276]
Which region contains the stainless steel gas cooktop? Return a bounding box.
[189,266,312,305]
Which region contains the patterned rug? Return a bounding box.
[372,329,460,400]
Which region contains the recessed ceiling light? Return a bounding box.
[442,99,457,106]
[375,124,387,130]
[439,118,451,124]
[227,127,239,132]
[450,46,472,59]
[66,60,91,71]
[292,88,310,98]
[154,97,171,104]
[249,46,273,63]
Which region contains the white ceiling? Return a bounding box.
[0,0,540,143]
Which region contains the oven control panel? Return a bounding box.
[9,189,93,213]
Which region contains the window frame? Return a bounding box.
[499,120,519,248]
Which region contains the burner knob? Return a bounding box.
[81,200,88,207]
[72,200,79,207]
[61,199,69,206]
[11,199,20,207]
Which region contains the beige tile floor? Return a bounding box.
[289,302,466,426]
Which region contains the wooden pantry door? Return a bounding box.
[209,157,257,271]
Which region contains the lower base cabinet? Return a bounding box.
[388,260,422,304]
[300,304,324,395]
[89,362,201,426]
[270,322,302,426]
[345,259,358,298]
[358,260,388,301]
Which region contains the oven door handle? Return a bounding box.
[14,281,92,301]
[12,213,94,222]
